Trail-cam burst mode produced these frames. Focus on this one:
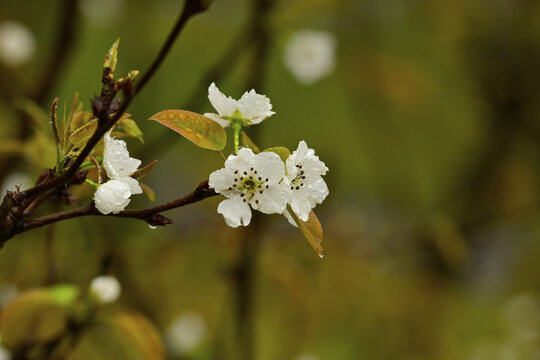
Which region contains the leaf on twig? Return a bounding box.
[149,110,226,150]
[104,38,120,74]
[131,160,158,181]
[287,207,324,258]
[240,131,260,153]
[264,146,290,163]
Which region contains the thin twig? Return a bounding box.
[20,180,216,234]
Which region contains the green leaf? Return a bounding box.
[47,284,80,306]
[240,131,260,153]
[264,146,290,163]
[140,183,156,202]
[0,290,69,348]
[70,118,98,148]
[287,207,324,258]
[131,160,158,181]
[104,38,120,73]
[113,116,144,143]
[149,110,226,150]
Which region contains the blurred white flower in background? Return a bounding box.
[283,29,337,85]
[0,344,11,360]
[0,20,36,66]
[502,293,540,342]
[90,275,121,304]
[78,0,125,27]
[165,312,208,356]
[0,284,18,307]
[294,353,320,360]
[0,172,32,195]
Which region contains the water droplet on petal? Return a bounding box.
[148,225,157,229]
[318,251,324,259]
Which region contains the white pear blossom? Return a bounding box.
[209,147,290,227]
[203,82,275,128]
[93,131,142,214]
[285,141,329,223]
[0,20,36,66]
[90,275,121,304]
[283,29,337,85]
[165,312,208,356]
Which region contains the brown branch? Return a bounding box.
[19,180,216,235]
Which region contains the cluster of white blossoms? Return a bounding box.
[93,131,142,214]
[283,29,337,85]
[204,82,274,128]
[90,275,121,304]
[209,141,328,228]
[206,81,329,228]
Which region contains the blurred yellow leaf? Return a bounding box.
[0,290,69,348]
[149,110,226,150]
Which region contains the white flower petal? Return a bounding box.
[251,182,289,214]
[283,210,298,227]
[290,195,312,222]
[209,167,236,193]
[94,179,132,214]
[118,176,142,194]
[252,151,285,184]
[103,131,141,179]
[237,89,275,124]
[203,112,231,128]
[217,196,252,227]
[224,147,255,172]
[208,82,238,117]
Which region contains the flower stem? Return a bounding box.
[233,121,243,154]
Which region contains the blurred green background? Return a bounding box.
[2,0,540,359]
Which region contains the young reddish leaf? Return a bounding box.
[264,146,290,163]
[131,160,158,181]
[287,207,324,258]
[240,131,260,153]
[149,110,226,150]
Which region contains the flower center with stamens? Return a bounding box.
[231,168,270,202]
[290,164,306,191]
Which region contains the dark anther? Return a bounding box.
[234,170,238,174]
[255,200,259,204]
[243,171,248,175]
[266,185,269,189]
[240,193,245,197]
[296,186,300,190]
[250,167,253,171]
[258,177,262,180]
[259,190,263,194]
[265,178,269,182]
